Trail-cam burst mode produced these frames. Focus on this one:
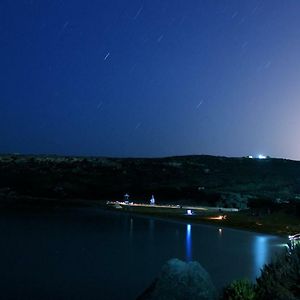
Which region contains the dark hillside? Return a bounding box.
[0,155,299,207]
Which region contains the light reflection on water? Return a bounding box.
[254,236,269,277]
[0,209,288,299]
[149,219,155,242]
[129,217,133,239]
[186,224,192,261]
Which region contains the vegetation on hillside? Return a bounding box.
[0,155,300,207]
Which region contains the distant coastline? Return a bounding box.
[1,154,300,236]
[0,194,297,237]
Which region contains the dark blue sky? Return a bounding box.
[1,1,300,159]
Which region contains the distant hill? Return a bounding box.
[0,154,300,207]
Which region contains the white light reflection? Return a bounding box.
[186,224,192,261]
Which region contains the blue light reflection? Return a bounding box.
[186,224,192,261]
[254,236,268,277]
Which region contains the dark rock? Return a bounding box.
[137,258,217,300]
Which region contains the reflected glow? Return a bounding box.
[206,215,226,220]
[129,218,133,239]
[186,224,192,261]
[149,219,155,241]
[276,243,289,249]
[218,228,223,235]
[149,219,154,231]
[254,236,268,277]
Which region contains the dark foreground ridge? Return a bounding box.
[0,154,300,206]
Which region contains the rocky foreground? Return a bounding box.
[137,258,217,300]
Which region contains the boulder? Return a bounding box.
[138,258,217,300]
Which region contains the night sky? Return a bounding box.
[1,1,300,159]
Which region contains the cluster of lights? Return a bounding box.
[289,233,300,241]
[248,154,267,159]
[106,201,181,209]
[288,233,300,250]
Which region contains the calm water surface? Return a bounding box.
[0,208,286,299]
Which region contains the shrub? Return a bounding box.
[256,246,300,300]
[221,279,256,300]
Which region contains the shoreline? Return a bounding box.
[104,204,289,237]
[0,196,298,237]
[104,201,300,237]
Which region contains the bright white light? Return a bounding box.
[258,154,266,159]
[187,209,192,215]
[289,233,300,240]
[248,155,253,159]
